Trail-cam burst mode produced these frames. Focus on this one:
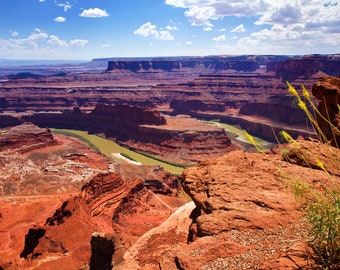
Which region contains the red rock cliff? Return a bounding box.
[312,76,340,147]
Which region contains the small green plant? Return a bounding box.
[307,189,340,268]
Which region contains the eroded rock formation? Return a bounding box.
[107,56,264,73]
[0,163,187,269]
[0,123,55,153]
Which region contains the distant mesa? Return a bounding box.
[106,54,340,79]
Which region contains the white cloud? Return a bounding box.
[165,0,340,51]
[165,1,340,29]
[165,0,186,8]
[29,28,48,41]
[184,5,218,26]
[11,31,19,37]
[69,39,88,47]
[231,24,246,33]
[134,22,158,37]
[166,25,178,31]
[0,28,89,59]
[203,21,214,31]
[158,30,175,40]
[54,16,66,23]
[39,0,45,2]
[212,34,226,42]
[55,1,72,12]
[79,8,109,18]
[101,44,112,47]
[186,41,193,45]
[47,35,68,47]
[134,22,175,40]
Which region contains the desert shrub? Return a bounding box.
[244,82,340,269]
[307,189,340,268]
[283,83,340,269]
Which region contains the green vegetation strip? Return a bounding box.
[51,129,184,175]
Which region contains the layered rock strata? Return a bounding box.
[23,104,233,164]
[0,123,55,153]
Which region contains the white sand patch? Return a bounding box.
[111,153,142,165]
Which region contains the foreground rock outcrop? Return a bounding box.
[0,124,188,269]
[0,168,186,269]
[122,141,339,269]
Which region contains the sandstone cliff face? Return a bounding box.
[312,76,340,147]
[239,102,308,125]
[170,94,226,114]
[107,56,263,73]
[88,104,166,138]
[24,104,166,139]
[125,115,234,164]
[272,55,340,82]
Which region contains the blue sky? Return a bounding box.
[0,0,339,60]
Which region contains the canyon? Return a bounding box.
[1,54,339,145]
[0,55,339,269]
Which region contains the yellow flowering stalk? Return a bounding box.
[302,84,310,99]
[279,130,293,142]
[315,159,328,174]
[287,81,299,98]
[243,130,264,154]
[298,99,308,113]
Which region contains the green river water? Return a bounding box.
[52,123,275,175]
